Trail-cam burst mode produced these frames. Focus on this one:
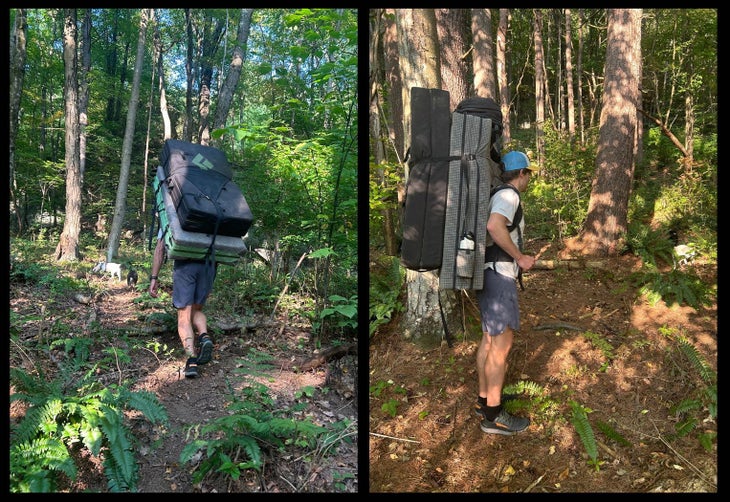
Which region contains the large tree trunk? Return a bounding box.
[471,9,496,99]
[384,9,404,162]
[435,9,471,109]
[566,8,642,257]
[396,9,448,346]
[107,9,151,262]
[55,9,82,262]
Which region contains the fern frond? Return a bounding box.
[671,398,702,416]
[675,336,715,383]
[125,390,169,424]
[594,420,631,447]
[675,417,698,438]
[569,400,599,469]
[98,406,138,492]
[238,435,264,470]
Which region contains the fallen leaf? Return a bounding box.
[559,467,570,480]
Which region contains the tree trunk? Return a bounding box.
[107,8,151,262]
[384,9,404,161]
[436,9,471,109]
[497,9,510,148]
[569,8,642,257]
[577,9,586,144]
[55,8,82,262]
[471,9,497,99]
[564,9,576,139]
[154,20,172,140]
[9,8,27,234]
[78,9,91,182]
[533,9,546,164]
[370,9,398,257]
[197,13,226,145]
[212,9,253,135]
[396,9,449,346]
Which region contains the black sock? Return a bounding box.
[483,404,502,421]
[476,396,488,407]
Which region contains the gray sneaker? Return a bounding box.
[480,409,530,435]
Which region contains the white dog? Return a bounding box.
[92,261,123,281]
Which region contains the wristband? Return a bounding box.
[150,276,158,280]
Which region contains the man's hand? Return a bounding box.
[149,278,159,298]
[516,254,536,272]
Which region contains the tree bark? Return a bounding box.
[533,9,546,164]
[436,9,471,109]
[396,9,449,346]
[570,8,642,257]
[55,8,82,262]
[564,9,576,139]
[9,8,27,234]
[471,9,496,99]
[212,9,254,135]
[497,9,510,148]
[107,9,151,262]
[78,9,91,182]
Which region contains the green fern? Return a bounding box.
[569,400,601,471]
[676,336,715,383]
[594,420,631,447]
[179,368,338,487]
[10,368,168,493]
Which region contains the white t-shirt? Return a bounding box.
[484,186,523,279]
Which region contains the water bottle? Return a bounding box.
[457,231,475,277]
[459,232,475,251]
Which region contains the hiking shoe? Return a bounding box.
[480,409,530,435]
[184,357,199,378]
[197,334,214,365]
[473,394,521,420]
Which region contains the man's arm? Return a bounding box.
[148,238,165,297]
[486,212,535,272]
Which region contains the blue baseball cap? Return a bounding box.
[502,151,538,172]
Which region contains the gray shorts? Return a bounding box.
[476,267,520,335]
[172,259,217,309]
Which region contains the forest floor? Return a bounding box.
[369,239,717,493]
[10,264,358,493]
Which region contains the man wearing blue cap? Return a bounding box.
[474,150,538,435]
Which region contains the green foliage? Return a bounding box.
[180,354,349,487]
[632,267,713,309]
[315,294,358,334]
[676,335,715,384]
[568,400,602,471]
[624,224,675,268]
[370,379,408,418]
[522,122,596,240]
[381,399,400,418]
[10,367,168,493]
[594,421,632,447]
[582,331,615,371]
[369,255,404,337]
[657,328,717,450]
